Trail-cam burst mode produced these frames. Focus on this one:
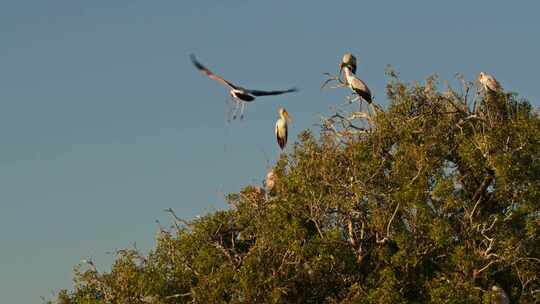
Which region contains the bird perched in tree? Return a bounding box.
[275,107,291,150]
[190,54,298,121]
[339,64,373,104]
[265,169,276,192]
[479,72,502,93]
[491,285,509,304]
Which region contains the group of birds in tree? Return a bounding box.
[190,52,375,150]
[190,53,508,299]
[191,52,502,151]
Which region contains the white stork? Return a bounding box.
[190,54,298,120]
[479,72,502,93]
[339,64,373,105]
[265,169,276,192]
[275,107,291,150]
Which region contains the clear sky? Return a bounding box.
[1,1,539,302]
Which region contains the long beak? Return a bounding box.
[339,63,347,83]
[284,111,293,123]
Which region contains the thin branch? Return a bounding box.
[377,202,400,244]
[469,173,494,224]
[387,202,400,237]
[473,260,497,278]
[347,218,357,248]
[164,208,193,229]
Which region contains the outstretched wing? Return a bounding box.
[190,54,239,90]
[249,88,298,97]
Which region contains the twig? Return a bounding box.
[473,260,497,278]
[164,208,192,229]
[469,173,494,224]
[377,202,400,244]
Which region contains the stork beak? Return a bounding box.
[284,110,293,123]
[339,62,345,74]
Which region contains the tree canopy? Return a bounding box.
[52,71,540,303]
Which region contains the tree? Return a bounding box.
[51,71,540,303]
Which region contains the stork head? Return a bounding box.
[340,52,357,75]
[478,72,486,80]
[279,107,292,123]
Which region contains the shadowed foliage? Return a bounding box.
[51,72,539,303]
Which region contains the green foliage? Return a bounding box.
[53,74,540,303]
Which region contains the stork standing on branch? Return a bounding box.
[339,62,373,105]
[478,72,502,93]
[340,58,379,115]
[190,54,298,121]
[478,71,508,124]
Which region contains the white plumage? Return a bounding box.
[275,107,290,150]
[342,66,372,104]
[479,72,502,92]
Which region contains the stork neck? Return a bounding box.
[343,67,354,79]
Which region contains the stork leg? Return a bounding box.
[239,102,246,120]
[231,100,241,120]
[346,94,360,104]
[225,97,234,123]
[225,96,240,122]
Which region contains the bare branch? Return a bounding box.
[164,208,193,230]
[473,260,498,278]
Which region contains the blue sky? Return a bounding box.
[1,1,539,302]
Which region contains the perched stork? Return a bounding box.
[275,107,291,150]
[265,169,276,192]
[491,286,509,304]
[479,72,502,93]
[340,65,373,104]
[190,54,298,120]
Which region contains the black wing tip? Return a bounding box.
[289,87,299,93]
[277,136,286,149]
[189,53,204,69]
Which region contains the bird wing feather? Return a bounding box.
[350,77,372,102]
[249,88,298,97]
[190,54,240,90]
[486,75,502,91]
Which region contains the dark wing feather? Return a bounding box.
[279,127,288,150]
[277,135,286,150]
[275,122,287,150]
[350,77,372,103]
[249,88,298,97]
[190,54,239,90]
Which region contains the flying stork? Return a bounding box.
[190,54,298,121]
